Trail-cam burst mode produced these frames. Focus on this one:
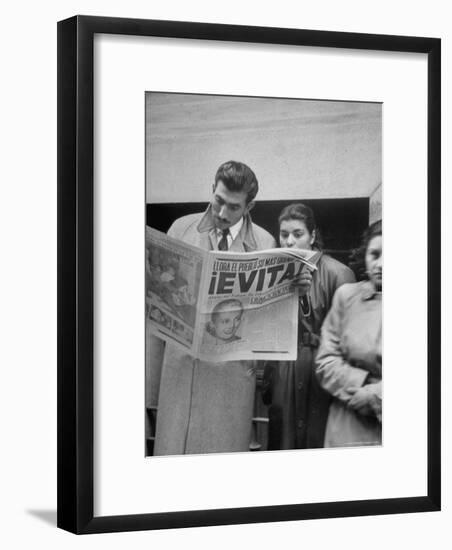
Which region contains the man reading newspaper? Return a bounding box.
[152,161,276,455]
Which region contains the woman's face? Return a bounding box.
[279,219,314,250]
[365,235,382,291]
[213,305,243,340]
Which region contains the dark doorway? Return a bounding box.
[146,197,369,267]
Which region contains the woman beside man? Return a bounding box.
[263,203,355,450]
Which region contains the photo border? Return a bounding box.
[57,15,441,534]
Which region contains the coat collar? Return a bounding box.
[196,205,258,251]
[361,280,381,301]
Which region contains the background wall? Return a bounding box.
[369,182,383,224]
[146,93,382,203]
[0,1,449,549]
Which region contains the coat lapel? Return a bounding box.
[196,205,259,252]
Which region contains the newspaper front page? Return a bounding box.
[146,226,318,361]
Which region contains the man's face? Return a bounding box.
[210,180,252,230]
[213,305,243,340]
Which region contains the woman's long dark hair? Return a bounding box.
[349,219,382,280]
[278,203,323,250]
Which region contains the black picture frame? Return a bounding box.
[57,15,441,534]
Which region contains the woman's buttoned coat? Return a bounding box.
[316,281,382,447]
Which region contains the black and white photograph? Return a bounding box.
[145,91,382,456]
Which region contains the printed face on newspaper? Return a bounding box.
[146,227,318,362]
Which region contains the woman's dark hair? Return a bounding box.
[278,203,323,249]
[362,219,382,249]
[349,219,382,280]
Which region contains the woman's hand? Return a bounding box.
[291,269,313,297]
[347,383,382,420]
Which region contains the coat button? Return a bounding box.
[298,420,303,429]
[298,382,303,390]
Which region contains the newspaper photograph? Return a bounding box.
[146,226,318,361]
[146,226,203,349]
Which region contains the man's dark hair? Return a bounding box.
[214,161,259,203]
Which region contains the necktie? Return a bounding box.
[218,229,229,251]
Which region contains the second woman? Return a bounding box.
[263,203,355,449]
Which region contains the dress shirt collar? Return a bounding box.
[196,205,258,250]
[216,216,243,241]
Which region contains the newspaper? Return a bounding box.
[146,226,319,361]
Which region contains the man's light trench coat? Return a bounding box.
[150,207,276,455]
